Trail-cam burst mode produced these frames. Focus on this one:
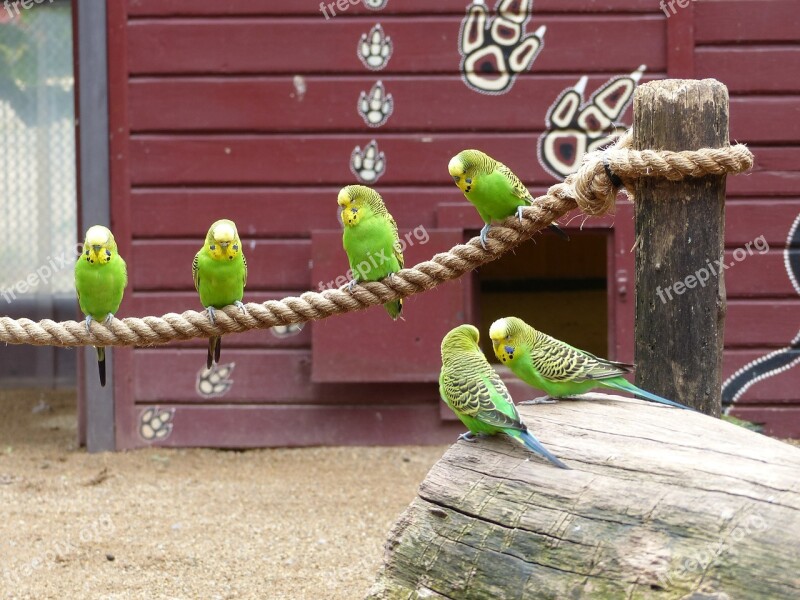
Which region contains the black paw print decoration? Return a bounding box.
[538,65,645,180]
[722,214,800,407]
[196,362,236,399]
[139,407,176,442]
[458,0,546,95]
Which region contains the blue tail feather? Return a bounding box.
[514,430,570,469]
[605,379,692,410]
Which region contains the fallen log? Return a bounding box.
[367,394,800,599]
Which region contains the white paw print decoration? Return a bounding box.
[139,407,176,442]
[196,362,235,399]
[363,0,389,9]
[271,324,305,338]
[359,24,393,71]
[358,80,394,127]
[351,139,386,183]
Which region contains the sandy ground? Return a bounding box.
[0,389,448,600]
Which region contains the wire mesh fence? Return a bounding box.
[0,1,75,305]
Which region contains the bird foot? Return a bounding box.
[84,315,93,334]
[346,279,359,292]
[103,313,115,326]
[479,224,491,250]
[458,431,487,442]
[234,301,247,314]
[519,395,558,406]
[206,306,217,325]
[516,206,525,223]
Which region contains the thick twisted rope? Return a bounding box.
[0,131,753,348]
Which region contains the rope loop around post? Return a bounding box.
[0,131,754,349]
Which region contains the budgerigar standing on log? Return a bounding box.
[193,219,247,369]
[490,317,691,409]
[74,225,127,387]
[448,149,568,248]
[439,324,569,469]
[338,185,404,320]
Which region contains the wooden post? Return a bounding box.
[633,79,728,416]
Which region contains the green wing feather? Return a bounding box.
[440,333,523,432]
[496,161,532,202]
[530,330,633,383]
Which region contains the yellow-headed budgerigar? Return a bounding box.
[193,219,247,369]
[439,324,569,469]
[490,317,691,409]
[74,225,127,387]
[338,185,404,320]
[448,149,568,248]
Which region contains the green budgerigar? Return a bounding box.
[439,324,569,469]
[448,149,568,248]
[490,317,691,410]
[74,225,128,387]
[193,219,247,369]
[338,185,404,320]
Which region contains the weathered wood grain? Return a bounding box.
[367,394,800,599]
[633,79,729,416]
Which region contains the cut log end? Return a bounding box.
[367,394,800,599]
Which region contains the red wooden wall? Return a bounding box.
[96,0,800,448]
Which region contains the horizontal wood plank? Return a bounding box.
[695,0,799,44]
[130,188,444,237]
[696,48,800,93]
[132,348,439,404]
[725,300,800,348]
[127,16,665,75]
[130,193,800,246]
[128,75,646,134]
[129,136,798,188]
[727,406,800,438]
[130,239,312,291]
[118,401,463,449]
[128,0,661,17]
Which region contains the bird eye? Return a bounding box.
[210,245,216,251]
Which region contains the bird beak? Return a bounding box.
[92,245,102,252]
[337,205,345,225]
[219,241,230,249]
[452,176,459,183]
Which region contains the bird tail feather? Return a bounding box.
[510,429,570,469]
[604,378,691,410]
[96,346,106,387]
[207,336,219,370]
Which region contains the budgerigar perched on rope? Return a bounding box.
[193,219,247,369]
[490,317,691,410]
[338,185,404,320]
[439,324,569,469]
[74,225,127,387]
[448,149,568,248]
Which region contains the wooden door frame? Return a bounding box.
[74,0,114,451]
